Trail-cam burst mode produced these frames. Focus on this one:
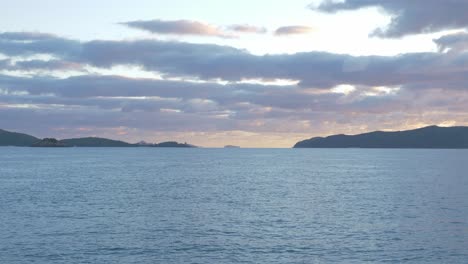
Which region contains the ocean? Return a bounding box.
[1,148,467,263]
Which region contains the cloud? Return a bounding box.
[0,32,58,41]
[3,59,83,71]
[2,31,468,92]
[434,32,468,53]
[2,73,467,117]
[2,30,468,145]
[0,74,318,110]
[121,19,232,38]
[0,31,81,57]
[228,24,267,34]
[77,39,467,90]
[275,26,314,36]
[2,72,468,147]
[0,59,10,69]
[313,0,468,38]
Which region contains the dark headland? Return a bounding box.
[294,126,468,149]
[0,129,196,148]
[0,129,39,146]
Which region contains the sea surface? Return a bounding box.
[1,148,467,263]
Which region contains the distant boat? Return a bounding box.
[224,145,241,148]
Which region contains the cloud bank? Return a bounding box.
[313,0,468,37]
[5,32,467,90]
[1,30,468,146]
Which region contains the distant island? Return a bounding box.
[138,141,196,148]
[0,129,196,148]
[224,145,241,148]
[294,126,468,149]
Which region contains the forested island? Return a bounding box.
[294,126,468,149]
[0,129,196,148]
[3,126,468,149]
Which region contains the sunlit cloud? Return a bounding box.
[228,24,267,34]
[275,26,314,36]
[121,19,233,38]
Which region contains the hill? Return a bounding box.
[0,129,198,148]
[0,129,39,146]
[294,126,468,149]
[60,137,135,147]
[153,141,196,148]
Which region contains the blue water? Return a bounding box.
[1,148,467,263]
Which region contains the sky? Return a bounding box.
[1,0,468,147]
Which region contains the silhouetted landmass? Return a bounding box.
[32,138,69,147]
[60,137,134,147]
[294,126,468,149]
[0,129,198,147]
[135,140,196,148]
[0,129,40,146]
[224,145,241,148]
[153,141,196,148]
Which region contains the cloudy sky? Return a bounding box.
[1,0,468,147]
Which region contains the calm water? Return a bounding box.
[1,148,467,263]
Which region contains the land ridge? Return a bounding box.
[0,129,196,148]
[294,125,468,149]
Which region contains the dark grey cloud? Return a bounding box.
[121,19,231,37]
[0,74,325,111]
[0,32,57,41]
[2,73,466,117]
[0,74,252,100]
[0,32,81,57]
[434,32,468,52]
[275,26,314,36]
[2,31,468,91]
[0,59,10,69]
[0,105,236,133]
[77,40,468,90]
[0,74,412,130]
[313,0,468,37]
